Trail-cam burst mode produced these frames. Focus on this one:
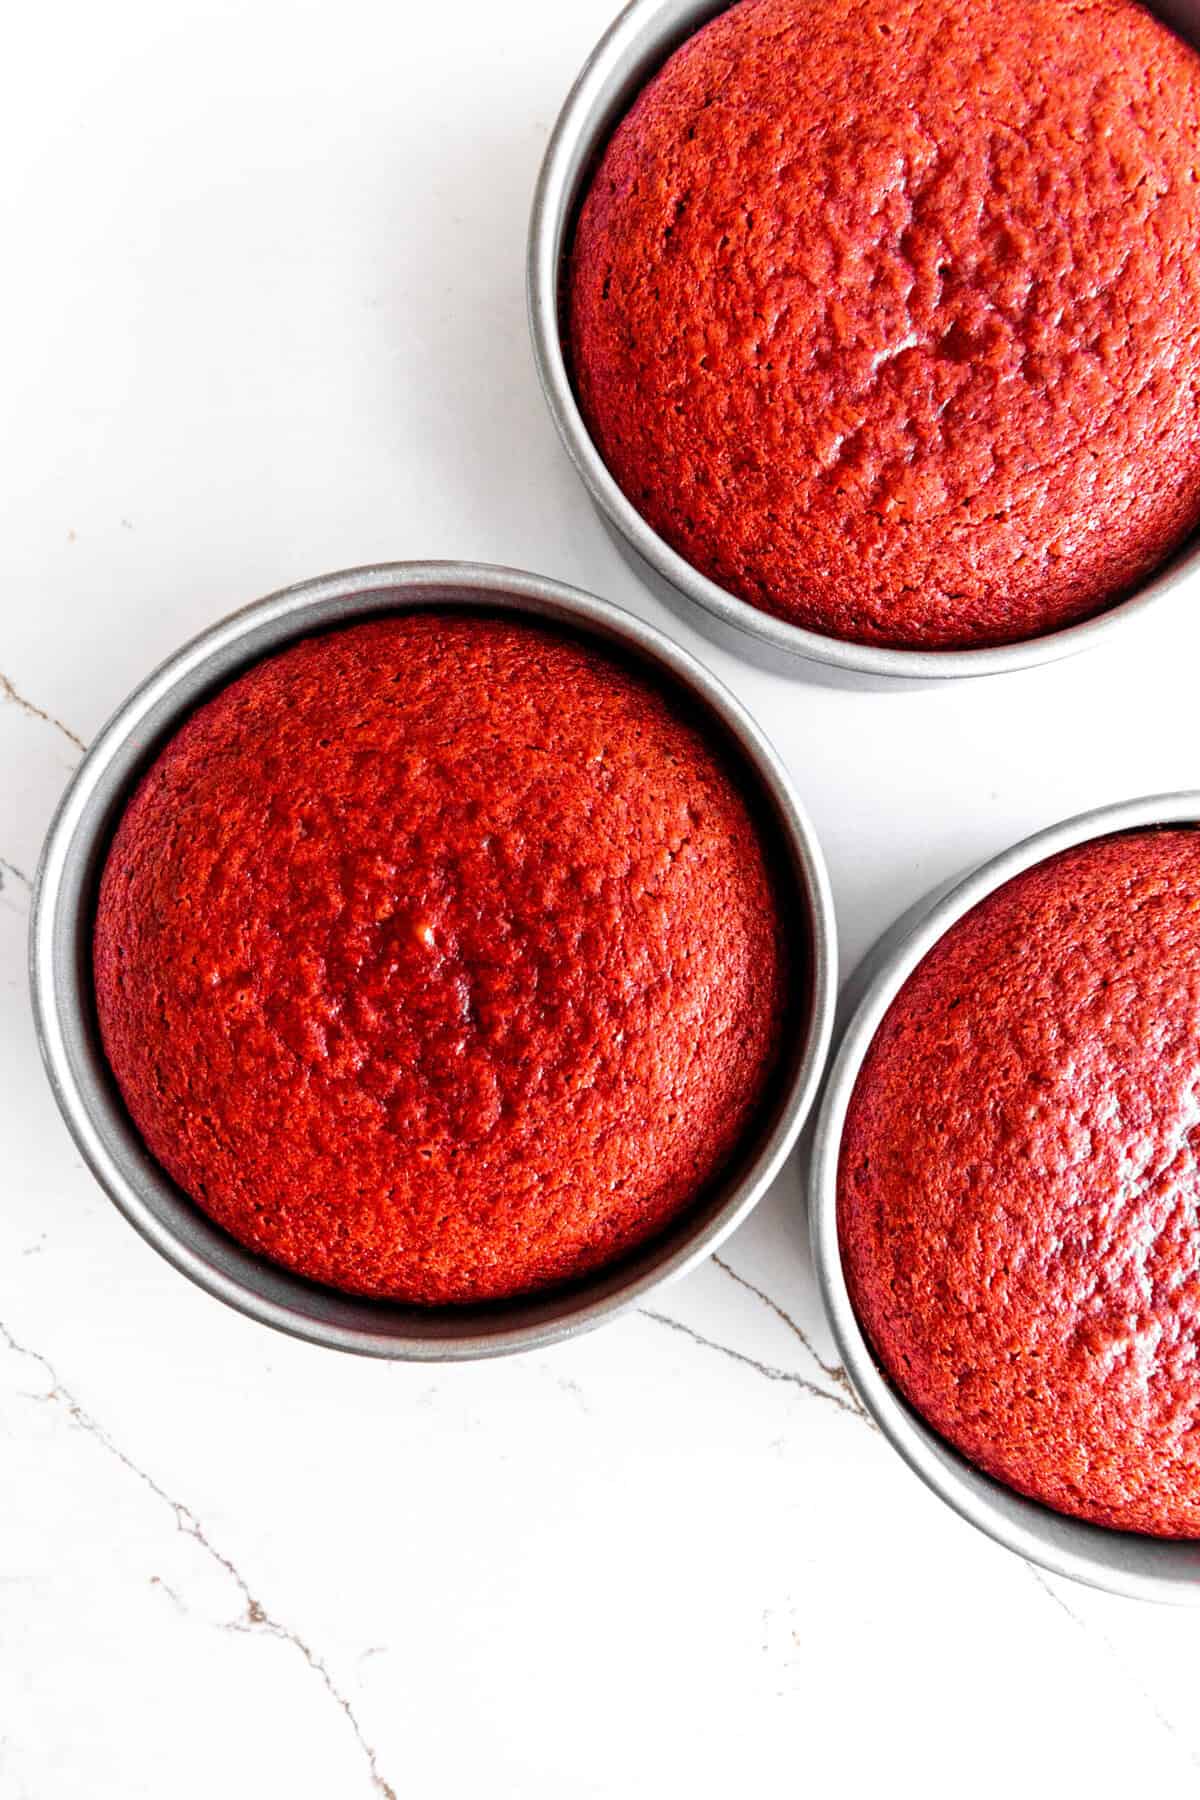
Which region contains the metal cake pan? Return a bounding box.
[30,561,836,1361]
[809,792,1200,1602]
[527,0,1200,685]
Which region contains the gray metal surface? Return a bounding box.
[30,561,836,1361]
[527,0,1200,684]
[809,793,1200,1601]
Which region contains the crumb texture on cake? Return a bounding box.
[569,0,1200,650]
[94,614,790,1305]
[839,829,1200,1537]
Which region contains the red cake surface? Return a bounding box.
[569,0,1200,650]
[839,829,1200,1536]
[94,613,790,1305]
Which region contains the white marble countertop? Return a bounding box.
[5,0,1200,1792]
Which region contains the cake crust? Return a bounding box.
[94,614,790,1305]
[569,0,1200,650]
[839,829,1200,1536]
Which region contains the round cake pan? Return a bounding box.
[30,561,836,1362]
[528,0,1200,686]
[810,792,1200,1602]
